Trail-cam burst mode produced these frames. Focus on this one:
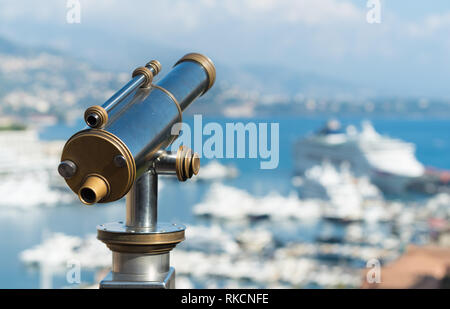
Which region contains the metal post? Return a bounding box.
[126,171,158,231]
[98,149,200,289]
[99,169,183,289]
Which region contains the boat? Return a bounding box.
[293,120,425,194]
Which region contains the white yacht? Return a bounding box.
[294,120,425,194]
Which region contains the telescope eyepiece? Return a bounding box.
[84,105,108,129]
[80,187,96,204]
[78,175,109,205]
[86,113,100,127]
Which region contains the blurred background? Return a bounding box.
[0,0,449,288]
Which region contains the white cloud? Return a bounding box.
[198,0,363,25]
[1,0,450,97]
[407,12,450,38]
[0,0,363,30]
[0,0,368,62]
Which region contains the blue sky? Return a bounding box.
[367,0,450,20]
[1,0,450,98]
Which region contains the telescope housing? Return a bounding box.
[59,53,215,205]
[57,52,216,289]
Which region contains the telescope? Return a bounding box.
[57,53,215,288]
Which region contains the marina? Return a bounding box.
[0,117,448,288]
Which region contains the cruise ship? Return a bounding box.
[293,120,425,194]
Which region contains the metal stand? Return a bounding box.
[97,148,198,289]
[98,172,183,289]
[56,54,213,288]
[99,253,175,289]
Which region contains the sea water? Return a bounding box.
[0,116,448,288]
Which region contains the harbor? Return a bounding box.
[0,118,448,288]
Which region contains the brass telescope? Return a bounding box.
[57,53,215,288]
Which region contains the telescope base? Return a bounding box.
[97,221,184,289]
[97,221,185,254]
[99,267,176,289]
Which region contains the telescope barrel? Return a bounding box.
[59,53,215,205]
[106,56,213,169]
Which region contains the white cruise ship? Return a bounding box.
[293,120,425,194]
